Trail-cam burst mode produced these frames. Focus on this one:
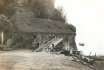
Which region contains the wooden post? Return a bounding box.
[11,34,14,45]
[95,52,97,57]
[41,34,43,44]
[89,51,92,56]
[1,31,4,45]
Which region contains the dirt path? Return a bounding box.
[0,50,93,70]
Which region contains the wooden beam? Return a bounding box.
[1,31,4,45]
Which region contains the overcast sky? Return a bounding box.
[55,0,104,55]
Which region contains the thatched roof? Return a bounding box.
[10,11,74,34]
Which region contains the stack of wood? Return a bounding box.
[35,38,63,52]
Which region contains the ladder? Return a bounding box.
[35,38,63,52]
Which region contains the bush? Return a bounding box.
[50,6,67,23]
[66,23,76,32]
[4,3,17,18]
[31,0,66,22]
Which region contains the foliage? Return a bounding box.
[31,0,54,19]
[51,6,67,23]
[31,0,67,22]
[32,0,47,18]
[1,0,15,4]
[66,23,76,32]
[0,0,16,16]
[4,3,17,18]
[0,14,11,31]
[0,0,5,14]
[0,0,67,23]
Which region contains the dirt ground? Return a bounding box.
[95,61,104,70]
[0,50,94,70]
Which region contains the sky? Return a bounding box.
[55,0,104,55]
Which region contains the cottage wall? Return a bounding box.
[5,32,77,51]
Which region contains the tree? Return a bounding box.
[1,0,15,4]
[0,0,5,14]
[0,0,16,14]
[4,3,17,18]
[31,1,67,23]
[50,6,67,23]
[1,0,67,22]
[0,0,67,23]
[0,14,12,32]
[31,0,54,19]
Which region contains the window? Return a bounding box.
[33,35,36,39]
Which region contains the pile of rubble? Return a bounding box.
[33,37,97,69]
[59,50,97,70]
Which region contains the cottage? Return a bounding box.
[0,9,77,51]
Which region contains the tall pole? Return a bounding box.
[1,31,4,45]
[89,51,92,56]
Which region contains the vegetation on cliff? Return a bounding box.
[0,0,76,32]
